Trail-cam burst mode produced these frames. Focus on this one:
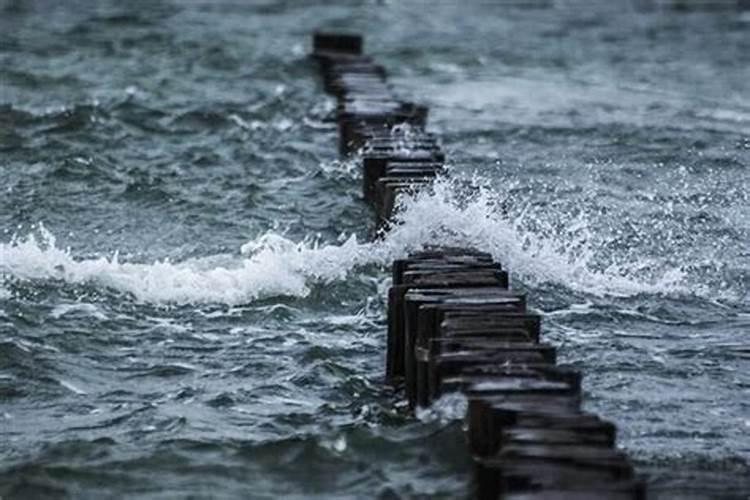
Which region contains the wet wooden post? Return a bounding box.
[310,32,646,500]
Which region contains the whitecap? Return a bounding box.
[50,302,108,320]
[379,177,694,298]
[0,176,723,305]
[0,224,310,305]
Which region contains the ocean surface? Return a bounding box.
[1,1,749,498]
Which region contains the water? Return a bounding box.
[1,1,749,498]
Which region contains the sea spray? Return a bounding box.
[0,224,308,305]
[386,177,691,298]
[0,178,716,305]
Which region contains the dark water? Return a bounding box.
[1,1,749,498]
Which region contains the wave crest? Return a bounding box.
[1,177,719,305]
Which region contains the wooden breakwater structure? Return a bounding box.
[311,33,646,500]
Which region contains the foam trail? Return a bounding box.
[0,177,701,305]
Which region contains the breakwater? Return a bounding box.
[312,32,646,499]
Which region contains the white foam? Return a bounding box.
[0,178,707,305]
[0,225,311,305]
[384,178,691,298]
[416,392,468,423]
[50,303,108,320]
[0,284,10,300]
[318,158,360,180]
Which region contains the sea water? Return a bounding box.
[1,1,749,498]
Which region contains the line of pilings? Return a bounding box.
[311,32,647,500]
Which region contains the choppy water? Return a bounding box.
[1,1,749,498]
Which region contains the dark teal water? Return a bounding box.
[1,1,749,498]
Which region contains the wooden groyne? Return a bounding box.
[311,32,646,499]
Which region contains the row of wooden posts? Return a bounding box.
[311,32,646,500]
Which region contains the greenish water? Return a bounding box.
[1,1,749,498]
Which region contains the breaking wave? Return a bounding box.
[0,177,721,305]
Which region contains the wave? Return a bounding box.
[0,177,724,305]
[0,228,316,306]
[385,178,693,299]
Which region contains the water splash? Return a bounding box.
[0,176,731,305]
[0,224,309,305]
[385,178,692,298]
[416,392,468,424]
